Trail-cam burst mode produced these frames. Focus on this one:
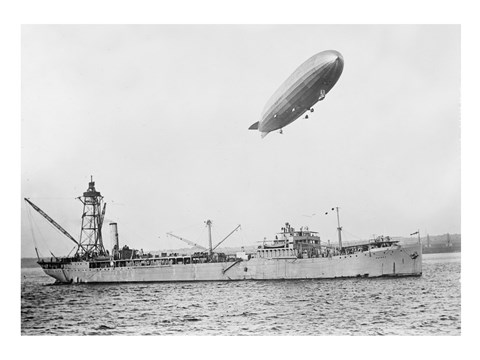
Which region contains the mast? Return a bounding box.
[76,177,107,258]
[335,207,343,249]
[166,222,240,253]
[206,220,213,256]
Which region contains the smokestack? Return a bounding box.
[110,223,119,257]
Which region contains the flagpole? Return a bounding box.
[410,230,420,244]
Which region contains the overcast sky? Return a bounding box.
[21,25,460,258]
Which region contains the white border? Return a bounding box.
[3,0,477,358]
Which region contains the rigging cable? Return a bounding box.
[26,201,72,257]
[342,229,363,241]
[26,205,41,259]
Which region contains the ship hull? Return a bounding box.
[41,244,422,284]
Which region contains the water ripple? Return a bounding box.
[21,253,460,335]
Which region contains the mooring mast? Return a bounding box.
[76,177,107,258]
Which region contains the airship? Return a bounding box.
[249,50,344,138]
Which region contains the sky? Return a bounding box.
[21,25,460,258]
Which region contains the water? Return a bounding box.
[21,253,460,335]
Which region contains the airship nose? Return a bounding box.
[325,50,344,74]
[326,50,343,64]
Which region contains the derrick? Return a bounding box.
[166,222,241,255]
[24,198,82,250]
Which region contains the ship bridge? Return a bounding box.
[257,223,327,259]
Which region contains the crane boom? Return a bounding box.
[99,203,107,230]
[96,203,107,250]
[24,198,80,246]
[212,224,241,251]
[166,232,208,251]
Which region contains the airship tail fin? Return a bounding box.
[248,121,259,130]
[261,132,269,139]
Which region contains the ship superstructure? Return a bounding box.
[25,179,422,284]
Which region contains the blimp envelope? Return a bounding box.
[249,50,344,138]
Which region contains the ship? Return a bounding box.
[24,179,422,284]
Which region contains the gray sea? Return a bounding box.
[21,253,460,335]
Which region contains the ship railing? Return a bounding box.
[113,252,242,267]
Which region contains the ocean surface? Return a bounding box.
[21,253,461,335]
